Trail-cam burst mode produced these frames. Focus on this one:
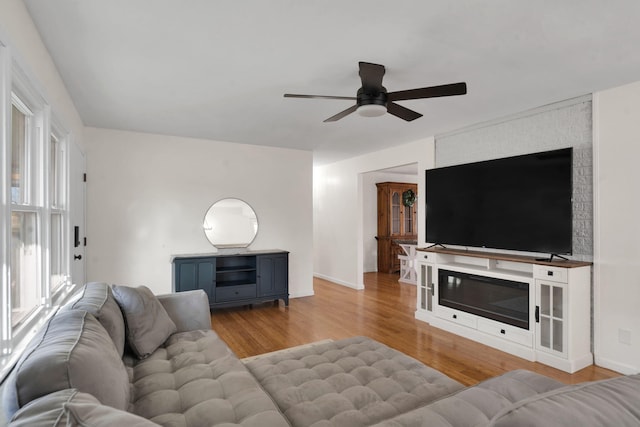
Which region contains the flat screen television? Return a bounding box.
[425,148,573,255]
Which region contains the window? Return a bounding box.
[50,135,61,207]
[9,101,41,328]
[50,134,67,292]
[11,105,28,204]
[50,212,64,292]
[1,50,73,363]
[10,212,39,326]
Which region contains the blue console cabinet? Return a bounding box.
[172,250,289,309]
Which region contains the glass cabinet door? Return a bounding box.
[537,281,565,355]
[418,262,434,313]
[403,203,414,235]
[391,191,401,235]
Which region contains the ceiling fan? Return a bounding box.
[284,61,467,122]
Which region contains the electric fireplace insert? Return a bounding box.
[438,269,530,329]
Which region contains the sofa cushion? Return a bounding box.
[488,374,640,427]
[128,329,289,427]
[9,389,158,427]
[65,397,159,427]
[244,336,465,427]
[66,282,126,357]
[370,369,565,427]
[112,285,177,359]
[156,290,212,333]
[3,310,130,417]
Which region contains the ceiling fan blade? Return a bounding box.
[359,62,385,92]
[284,94,356,101]
[388,82,467,102]
[324,104,358,122]
[387,102,423,121]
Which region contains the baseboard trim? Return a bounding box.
[313,273,363,290]
[594,355,638,375]
[289,290,314,298]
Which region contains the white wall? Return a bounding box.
[0,0,84,146]
[362,171,418,272]
[84,127,314,297]
[593,81,640,374]
[314,138,433,288]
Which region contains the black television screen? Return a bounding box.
[425,148,573,255]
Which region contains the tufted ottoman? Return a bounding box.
[244,336,464,427]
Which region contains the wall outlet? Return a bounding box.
[619,328,632,345]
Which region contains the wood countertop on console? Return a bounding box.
[416,247,592,268]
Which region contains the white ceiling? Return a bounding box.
[24,1,640,165]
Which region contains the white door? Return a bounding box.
[69,141,86,287]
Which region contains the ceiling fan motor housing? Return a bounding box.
[357,87,388,107]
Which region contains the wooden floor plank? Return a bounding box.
[211,272,619,386]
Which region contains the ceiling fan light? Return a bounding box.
[357,104,386,117]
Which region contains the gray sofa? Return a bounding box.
[2,282,640,427]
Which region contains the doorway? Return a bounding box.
[69,141,86,288]
[361,163,419,276]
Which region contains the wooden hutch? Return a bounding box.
[376,182,417,274]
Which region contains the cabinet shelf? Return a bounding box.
[217,266,256,273]
[442,261,533,280]
[217,280,256,287]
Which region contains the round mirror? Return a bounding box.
[203,198,258,248]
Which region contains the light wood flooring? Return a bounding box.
[210,272,619,386]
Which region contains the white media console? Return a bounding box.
[415,247,592,373]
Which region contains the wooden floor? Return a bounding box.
[211,272,619,386]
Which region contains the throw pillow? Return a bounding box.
[6,310,130,413]
[67,282,126,357]
[112,285,177,359]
